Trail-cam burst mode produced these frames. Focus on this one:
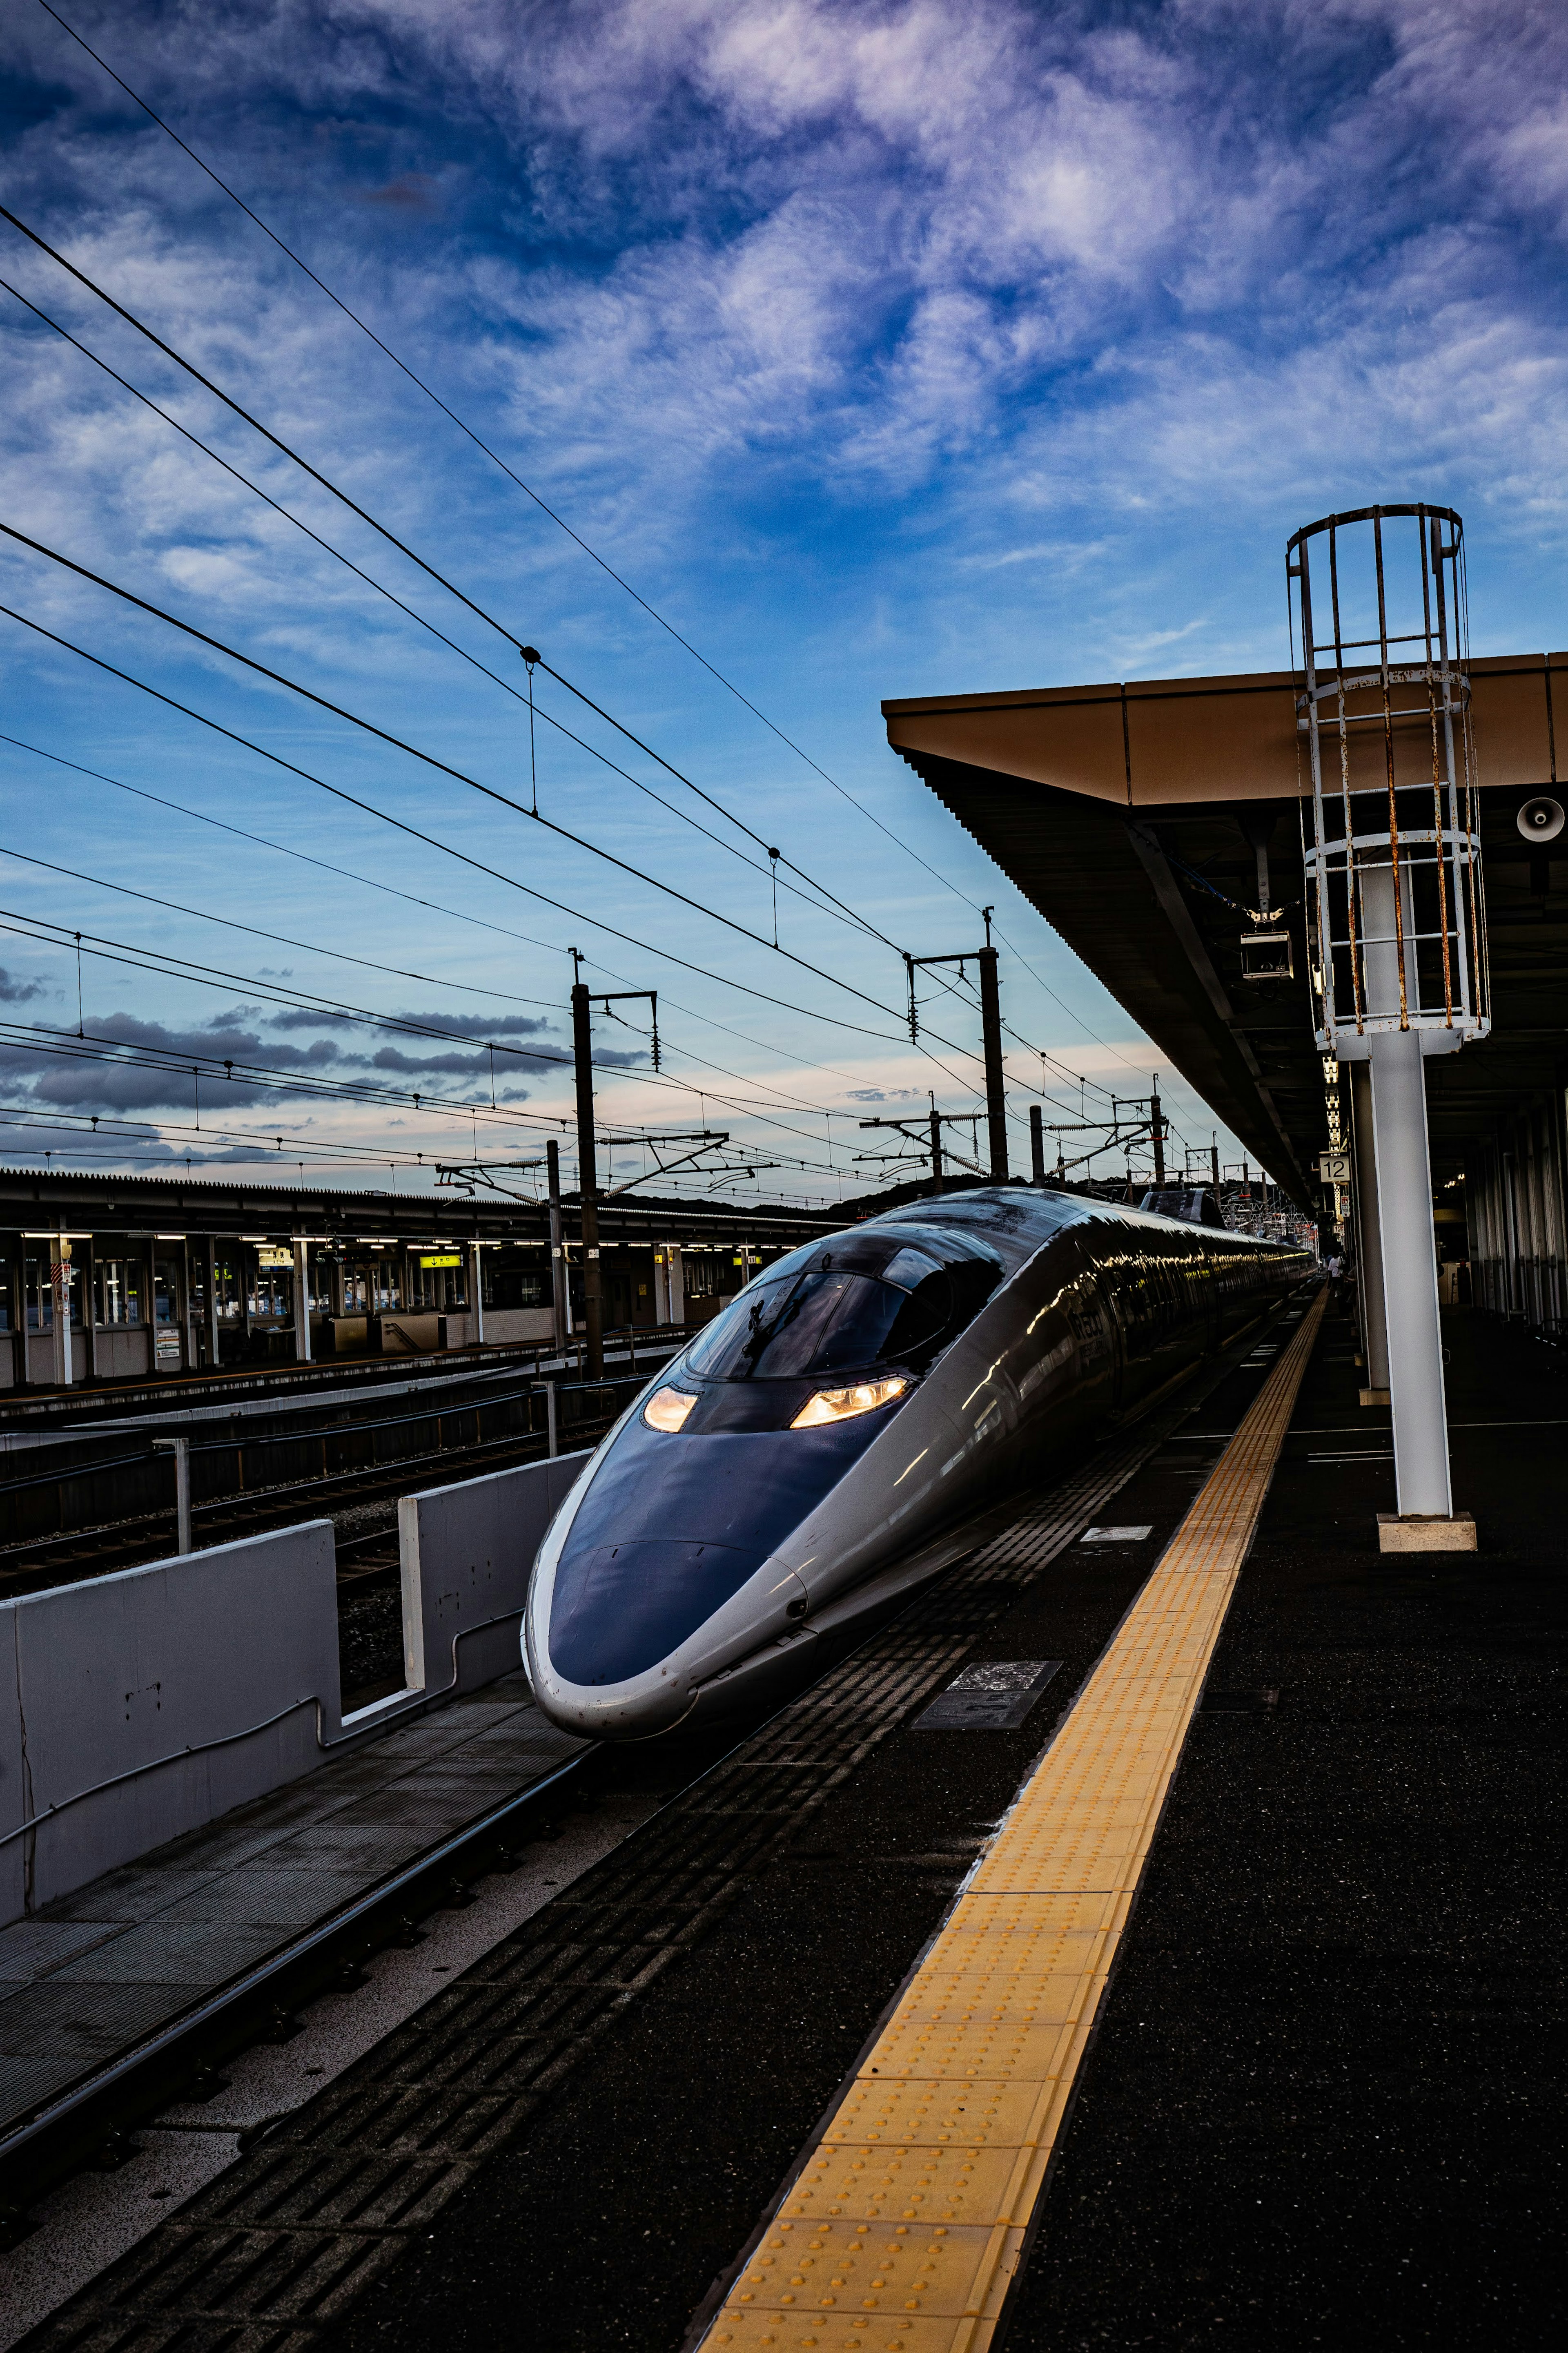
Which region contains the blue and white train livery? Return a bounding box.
[523,1187,1310,1740]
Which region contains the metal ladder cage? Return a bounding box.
[1289,503,1490,1055]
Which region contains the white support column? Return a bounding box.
[1368,1031,1450,1518]
[1350,1062,1390,1401]
[666,1245,684,1328]
[1356,859,1468,1546]
[469,1241,485,1345]
[292,1238,312,1363]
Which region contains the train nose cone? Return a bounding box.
[548,1535,768,1686]
[535,1416,876,1715]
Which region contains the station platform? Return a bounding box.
[0,1676,584,2148]
[8,1296,1561,2349]
[338,1300,1559,2351]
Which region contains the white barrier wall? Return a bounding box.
[398,1452,588,1702]
[0,1523,341,1922]
[0,1449,590,1926]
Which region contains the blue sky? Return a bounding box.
[0,0,1564,1206]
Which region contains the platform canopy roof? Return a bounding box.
[885,654,1568,1206]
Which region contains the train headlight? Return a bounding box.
[790,1375,909,1429]
[643,1385,698,1432]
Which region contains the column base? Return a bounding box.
[1377,1511,1477,1553]
[1359,1386,1391,1406]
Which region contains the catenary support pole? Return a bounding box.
[1350,1062,1390,1396]
[977,935,1008,1181]
[468,1239,484,1346]
[1029,1103,1045,1184]
[570,981,604,1380]
[1151,1083,1166,1187]
[928,1100,943,1197]
[546,1138,568,1349]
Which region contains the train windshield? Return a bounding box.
[684,1236,997,1382]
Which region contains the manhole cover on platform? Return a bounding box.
[914,1659,1063,1731]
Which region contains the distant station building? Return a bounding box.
[0,1166,833,1391]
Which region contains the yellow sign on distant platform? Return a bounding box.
[419,1253,462,1269]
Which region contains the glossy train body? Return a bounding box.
[523,1189,1311,1740]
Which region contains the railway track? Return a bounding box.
[0,1392,635,1595]
[8,1389,1208,2350]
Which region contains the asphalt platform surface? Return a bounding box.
[332,1303,1562,2352]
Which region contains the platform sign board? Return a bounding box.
[419,1253,463,1269]
[1317,1151,1351,1184]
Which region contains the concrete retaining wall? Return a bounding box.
[0,1448,590,1925]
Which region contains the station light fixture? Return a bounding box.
[1238,928,1294,983]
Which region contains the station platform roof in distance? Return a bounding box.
[0,1166,841,1248]
[885,652,1568,1202]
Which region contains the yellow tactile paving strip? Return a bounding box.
[700,1292,1325,2353]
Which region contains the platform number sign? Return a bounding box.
[1317,1151,1351,1184]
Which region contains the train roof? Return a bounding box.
[868,1186,1306,1272]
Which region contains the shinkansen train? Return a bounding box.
[523,1187,1312,1740]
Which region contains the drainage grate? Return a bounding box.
[913,1659,1063,1730]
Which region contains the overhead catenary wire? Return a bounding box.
[0,908,867,1171]
[3,74,1199,1146]
[0,520,962,1057]
[0,191,1177,1123]
[0,732,898,1102]
[8,29,1190,1127]
[0,597,927,1053]
[0,602,993,1138]
[0,830,859,1128]
[0,1099,857,1191]
[0,203,886,954]
[0,1101,530,1176]
[0,881,886,1178]
[31,0,1153,1038]
[31,0,969,887]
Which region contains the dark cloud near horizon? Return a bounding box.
[0,966,50,1004]
[0,997,643,1114]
